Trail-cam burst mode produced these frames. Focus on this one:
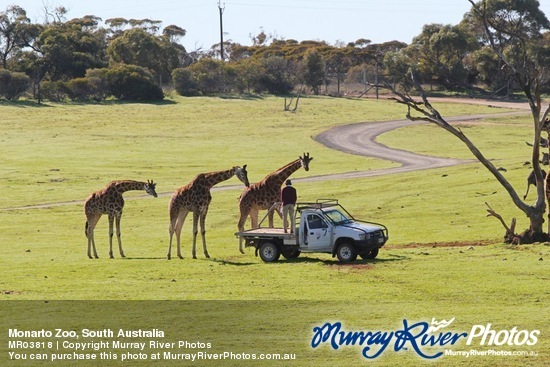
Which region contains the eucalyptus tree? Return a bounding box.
[405,23,479,89]
[302,49,325,94]
[0,5,41,69]
[385,0,550,242]
[106,23,187,84]
[35,15,108,81]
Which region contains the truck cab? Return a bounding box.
[236,199,388,263]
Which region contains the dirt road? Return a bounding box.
[310,103,530,182]
[2,99,531,211]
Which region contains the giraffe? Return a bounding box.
[237,153,313,253]
[167,165,249,260]
[84,180,158,259]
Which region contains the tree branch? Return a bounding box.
[485,202,512,233]
[383,73,532,217]
[485,202,520,244]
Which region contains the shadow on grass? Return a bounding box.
[0,100,53,108]
[218,93,264,101]
[123,253,409,266]
[99,99,178,106]
[122,257,255,265]
[209,258,257,266]
[282,253,410,266]
[0,99,178,108]
[123,257,168,260]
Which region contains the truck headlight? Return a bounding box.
[359,233,370,241]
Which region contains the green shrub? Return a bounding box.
[172,68,199,96]
[0,70,31,100]
[65,77,107,101]
[255,56,296,94]
[40,81,68,102]
[188,59,226,94]
[105,64,164,101]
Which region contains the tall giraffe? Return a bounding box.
[237,153,313,253]
[168,165,249,260]
[84,180,158,259]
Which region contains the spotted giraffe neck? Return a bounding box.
[202,168,237,189]
[265,159,302,187]
[107,180,147,194]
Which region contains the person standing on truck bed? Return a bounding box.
[281,179,297,233]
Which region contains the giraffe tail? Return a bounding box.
[85,221,89,238]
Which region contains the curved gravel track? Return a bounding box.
[310,108,529,182]
[1,99,531,211]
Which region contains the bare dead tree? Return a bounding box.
[378,71,548,243]
[465,0,550,241]
[283,92,301,112]
[373,0,550,243]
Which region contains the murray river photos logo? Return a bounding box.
[310,318,540,360]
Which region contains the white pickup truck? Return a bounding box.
[236,199,388,263]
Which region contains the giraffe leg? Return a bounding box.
[275,204,283,220]
[115,214,125,258]
[86,214,101,259]
[250,208,259,228]
[86,220,93,259]
[200,209,209,258]
[238,208,260,254]
[237,209,249,254]
[192,212,199,259]
[108,215,115,259]
[174,210,188,259]
[167,218,176,260]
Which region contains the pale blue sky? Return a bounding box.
[7,0,550,51]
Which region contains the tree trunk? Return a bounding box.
[388,76,548,242]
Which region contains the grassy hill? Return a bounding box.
[0,95,547,366]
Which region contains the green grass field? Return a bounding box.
[1,95,548,366]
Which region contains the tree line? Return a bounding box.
[0,0,548,102]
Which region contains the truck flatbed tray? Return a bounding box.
[235,228,296,238]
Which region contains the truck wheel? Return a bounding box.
[336,242,357,263]
[259,242,281,262]
[360,248,379,260]
[282,249,301,259]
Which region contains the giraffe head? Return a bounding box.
[300,153,313,171]
[145,180,158,197]
[235,165,250,187]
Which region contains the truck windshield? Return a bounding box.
[324,209,352,224]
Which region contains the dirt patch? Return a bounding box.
[386,240,497,249]
[326,262,375,271]
[2,290,23,295]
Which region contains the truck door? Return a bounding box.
[304,213,331,250]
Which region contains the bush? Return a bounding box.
[188,59,226,94]
[65,77,107,101]
[172,68,199,96]
[0,70,31,100]
[105,64,164,101]
[41,66,163,102]
[40,81,68,102]
[255,56,296,94]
